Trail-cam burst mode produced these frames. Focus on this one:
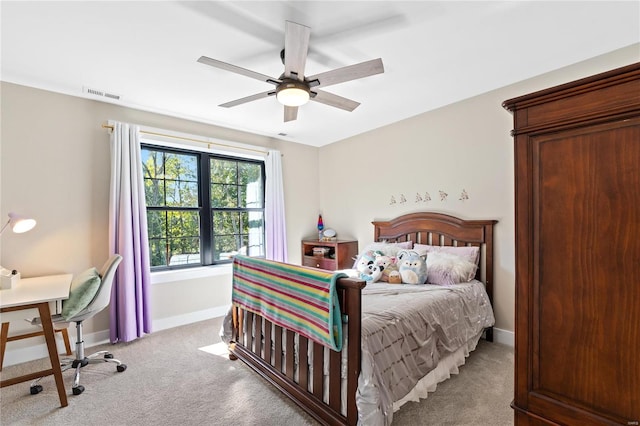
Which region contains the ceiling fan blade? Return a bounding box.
[284,106,298,122]
[284,21,311,81]
[310,90,360,112]
[219,90,276,108]
[307,58,384,88]
[198,56,280,85]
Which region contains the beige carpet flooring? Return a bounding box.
[0,317,513,425]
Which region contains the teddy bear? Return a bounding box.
[397,250,427,284]
[374,253,399,283]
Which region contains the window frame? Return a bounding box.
[141,143,266,271]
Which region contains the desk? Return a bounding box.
[0,274,72,407]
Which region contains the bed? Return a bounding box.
[221,212,497,425]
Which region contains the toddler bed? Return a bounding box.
[221,212,497,425]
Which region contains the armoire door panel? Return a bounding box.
[530,120,640,420]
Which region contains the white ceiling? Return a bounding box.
[2,1,639,147]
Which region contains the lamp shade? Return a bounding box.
[0,212,37,235]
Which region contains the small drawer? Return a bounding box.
[302,257,335,270]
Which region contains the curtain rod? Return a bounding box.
[101,124,270,155]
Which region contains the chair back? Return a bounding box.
[70,254,123,322]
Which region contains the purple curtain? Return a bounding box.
[265,150,288,262]
[108,121,152,343]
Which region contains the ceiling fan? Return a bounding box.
[197,21,384,122]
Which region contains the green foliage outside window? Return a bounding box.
[142,146,265,269]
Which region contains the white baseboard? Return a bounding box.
[493,327,514,347]
[4,307,513,367]
[152,305,229,332]
[1,305,230,368]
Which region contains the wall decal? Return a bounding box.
[415,192,423,202]
[459,189,469,201]
[399,194,407,203]
[424,192,432,202]
[439,190,448,201]
[389,195,396,205]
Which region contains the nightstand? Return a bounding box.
[301,240,358,271]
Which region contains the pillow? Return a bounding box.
[361,241,412,256]
[413,244,479,266]
[352,241,413,268]
[426,252,477,286]
[61,267,101,321]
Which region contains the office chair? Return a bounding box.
[30,254,126,396]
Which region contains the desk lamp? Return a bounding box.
[1,212,36,287]
[1,212,36,235]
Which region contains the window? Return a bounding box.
[142,145,265,270]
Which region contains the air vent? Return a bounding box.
[83,86,121,101]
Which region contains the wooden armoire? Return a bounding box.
[504,63,640,425]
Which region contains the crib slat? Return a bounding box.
[312,343,323,400]
[298,336,309,390]
[246,312,253,349]
[253,314,261,355]
[264,319,272,365]
[238,308,245,345]
[328,348,341,411]
[418,231,427,244]
[274,325,283,372]
[286,330,295,379]
[231,306,238,341]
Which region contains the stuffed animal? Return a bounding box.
[355,250,379,276]
[388,271,402,284]
[374,254,399,283]
[397,250,427,284]
[359,263,384,282]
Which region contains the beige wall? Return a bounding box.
[1,44,638,360]
[0,83,319,350]
[317,44,639,334]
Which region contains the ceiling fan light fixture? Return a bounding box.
[276,80,310,107]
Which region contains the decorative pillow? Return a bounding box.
[61,267,101,321]
[426,252,477,286]
[413,244,479,266]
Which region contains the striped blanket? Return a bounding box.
[232,255,344,351]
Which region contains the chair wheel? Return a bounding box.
[104,353,114,359]
[117,364,127,372]
[30,385,43,395]
[72,385,85,395]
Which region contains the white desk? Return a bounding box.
[0,274,72,407]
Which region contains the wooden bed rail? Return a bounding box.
[229,276,366,426]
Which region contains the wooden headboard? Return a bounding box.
[372,212,498,338]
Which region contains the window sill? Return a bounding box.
[150,264,233,285]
